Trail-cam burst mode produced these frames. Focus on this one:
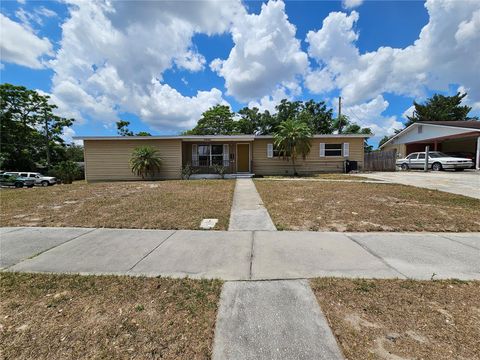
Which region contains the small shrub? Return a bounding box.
[181,163,198,180]
[52,161,80,184]
[212,163,227,179]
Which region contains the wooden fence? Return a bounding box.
[364,149,397,171]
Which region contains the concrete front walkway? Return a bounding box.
[213,280,343,360]
[361,171,480,199]
[228,179,276,231]
[2,227,479,280]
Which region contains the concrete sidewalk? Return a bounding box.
[2,227,479,280]
[228,179,276,231]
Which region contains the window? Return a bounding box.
[273,144,290,157]
[406,153,417,160]
[429,152,448,158]
[194,144,228,166]
[418,153,425,159]
[267,143,290,158]
[211,144,224,165]
[197,145,210,166]
[324,144,342,157]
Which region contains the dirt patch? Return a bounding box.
[255,180,480,232]
[310,278,480,360]
[0,180,235,230]
[0,272,222,360]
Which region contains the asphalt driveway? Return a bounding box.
[361,170,480,199]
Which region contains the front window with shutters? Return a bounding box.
[324,144,343,156]
[273,144,290,157]
[193,144,229,167]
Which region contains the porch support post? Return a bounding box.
[476,136,480,170]
[434,141,438,151]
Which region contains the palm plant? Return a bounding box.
[130,146,162,180]
[274,119,312,176]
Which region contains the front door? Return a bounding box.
[237,144,250,172]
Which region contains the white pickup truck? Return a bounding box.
[6,172,57,186]
[396,151,473,171]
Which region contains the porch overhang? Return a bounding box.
[180,136,255,142]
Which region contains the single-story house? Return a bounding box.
[380,121,480,170]
[74,134,369,182]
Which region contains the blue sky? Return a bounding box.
[1,0,479,146]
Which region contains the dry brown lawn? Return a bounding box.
[255,180,480,232]
[0,180,235,230]
[263,173,371,181]
[311,278,480,360]
[0,272,222,360]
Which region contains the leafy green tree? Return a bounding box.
[274,119,312,176]
[130,146,162,179]
[378,135,391,148]
[0,83,74,170]
[65,144,84,162]
[301,99,335,134]
[256,110,277,135]
[116,120,151,136]
[276,99,302,123]
[331,114,373,151]
[35,101,73,169]
[406,92,476,126]
[116,120,134,136]
[332,114,349,134]
[236,107,262,134]
[378,128,403,149]
[52,160,81,184]
[188,105,235,135]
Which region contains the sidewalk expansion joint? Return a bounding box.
[249,231,255,280]
[127,230,177,272]
[435,233,480,251]
[345,234,410,279]
[3,227,99,272]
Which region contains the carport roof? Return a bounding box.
[419,121,480,130]
[380,121,480,149]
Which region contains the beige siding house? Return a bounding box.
[76,134,369,182]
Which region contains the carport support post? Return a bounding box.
[476,137,480,170]
[424,145,429,172]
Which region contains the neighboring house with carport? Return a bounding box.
[380,121,480,170]
[74,134,369,182]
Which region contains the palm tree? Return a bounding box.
[274,119,312,176]
[130,146,162,180]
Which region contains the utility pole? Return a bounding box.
[338,96,342,133]
[338,96,342,119]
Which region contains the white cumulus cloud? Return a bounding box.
[342,95,404,138]
[342,0,364,9]
[48,0,245,130]
[305,0,480,108]
[211,0,308,102]
[0,13,53,68]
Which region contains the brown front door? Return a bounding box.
[237,144,250,172]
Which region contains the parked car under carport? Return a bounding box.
[396,151,474,171]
